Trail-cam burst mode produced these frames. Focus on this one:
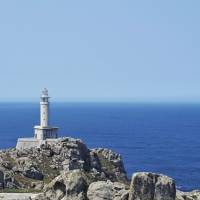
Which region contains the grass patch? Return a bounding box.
[37,156,60,182]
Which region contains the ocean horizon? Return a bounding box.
[1,102,200,191]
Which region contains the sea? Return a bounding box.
[1,102,200,191]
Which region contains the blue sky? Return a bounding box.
[0,1,199,102]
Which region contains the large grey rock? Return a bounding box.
[129,172,176,200]
[155,175,176,200]
[50,137,90,171]
[44,169,87,200]
[87,180,129,200]
[90,148,128,183]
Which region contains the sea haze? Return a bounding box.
[1,102,200,191]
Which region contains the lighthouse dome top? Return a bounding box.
[41,88,49,97]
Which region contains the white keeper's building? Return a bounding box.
[16,88,59,150]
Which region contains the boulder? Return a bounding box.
[44,169,88,200]
[87,180,129,200]
[129,172,176,200]
[90,148,128,183]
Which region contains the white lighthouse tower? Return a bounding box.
[16,88,59,150]
[34,88,58,140]
[40,88,49,128]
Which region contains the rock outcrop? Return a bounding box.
[87,180,129,200]
[43,170,88,200]
[129,172,176,200]
[90,148,128,183]
[0,137,128,192]
[0,137,199,200]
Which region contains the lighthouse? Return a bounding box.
[16,88,59,150]
[34,88,58,140]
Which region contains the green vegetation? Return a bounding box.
[37,155,60,184]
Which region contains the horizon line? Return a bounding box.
[0,100,200,104]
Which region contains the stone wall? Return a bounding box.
[16,138,40,150]
[16,138,60,150]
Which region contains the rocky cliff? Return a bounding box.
[0,137,199,200]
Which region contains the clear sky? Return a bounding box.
[0,1,199,102]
